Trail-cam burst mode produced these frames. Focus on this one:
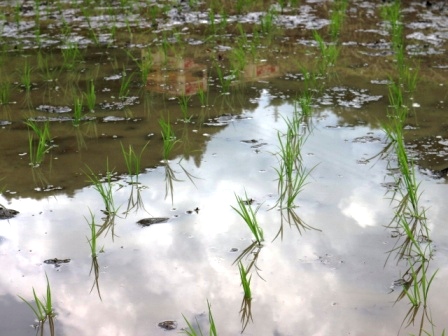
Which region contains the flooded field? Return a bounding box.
[0,0,447,335]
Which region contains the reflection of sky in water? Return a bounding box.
[1,92,447,336]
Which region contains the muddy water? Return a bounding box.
[0,1,448,335]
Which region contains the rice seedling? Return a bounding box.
[259,9,276,35]
[119,68,134,98]
[127,50,153,84]
[120,141,149,182]
[25,119,53,167]
[84,161,118,215]
[72,96,84,127]
[214,62,232,94]
[238,261,252,300]
[232,192,264,244]
[18,273,55,336]
[0,82,10,104]
[197,87,208,107]
[181,300,217,336]
[313,30,339,72]
[208,9,216,35]
[20,60,33,92]
[159,116,180,161]
[84,79,96,112]
[61,42,82,70]
[328,0,348,39]
[178,94,192,122]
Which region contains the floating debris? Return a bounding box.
[43,258,71,268]
[158,320,177,330]
[137,217,170,227]
[0,204,19,219]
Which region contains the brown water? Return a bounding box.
[0,1,447,335]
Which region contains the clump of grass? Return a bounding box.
[313,30,339,73]
[232,191,264,244]
[119,68,134,98]
[181,300,217,336]
[238,262,252,300]
[25,119,53,167]
[84,79,96,112]
[20,60,33,92]
[84,161,118,215]
[0,82,11,104]
[120,141,149,182]
[61,42,82,70]
[159,116,179,161]
[178,94,192,122]
[72,96,84,127]
[18,273,55,336]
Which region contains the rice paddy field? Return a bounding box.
[0,0,447,335]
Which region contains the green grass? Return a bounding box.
[0,82,10,104]
[84,79,96,112]
[120,141,149,182]
[238,262,252,300]
[20,60,32,92]
[232,192,264,244]
[119,68,134,98]
[159,116,179,161]
[84,161,118,215]
[181,300,217,336]
[18,273,55,336]
[178,94,192,122]
[25,119,53,167]
[61,41,82,70]
[72,96,84,126]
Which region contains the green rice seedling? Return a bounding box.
[238,261,252,300]
[402,65,420,93]
[313,30,339,72]
[232,192,264,244]
[178,94,192,122]
[84,161,118,215]
[61,42,82,70]
[126,50,153,84]
[0,82,10,104]
[197,88,208,107]
[119,68,134,98]
[18,273,55,336]
[159,116,180,161]
[260,9,276,35]
[20,60,33,92]
[208,9,216,35]
[25,119,52,167]
[84,80,96,112]
[328,0,348,39]
[214,62,231,94]
[297,92,313,118]
[181,300,217,336]
[72,96,84,127]
[120,141,149,182]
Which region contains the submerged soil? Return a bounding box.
[0,1,447,335]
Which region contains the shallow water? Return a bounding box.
[0,0,448,335]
